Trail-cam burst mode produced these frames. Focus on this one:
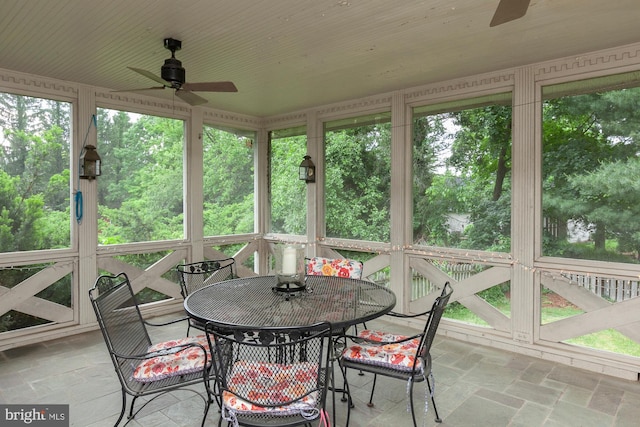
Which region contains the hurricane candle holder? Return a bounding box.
[273,244,306,296]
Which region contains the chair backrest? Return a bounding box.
[306,256,364,279]
[89,272,151,364]
[418,282,453,359]
[176,257,236,298]
[207,322,332,422]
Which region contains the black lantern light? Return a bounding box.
[79,145,102,180]
[299,155,315,183]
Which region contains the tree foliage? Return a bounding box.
[325,124,391,241]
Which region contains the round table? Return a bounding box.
[183,275,396,331]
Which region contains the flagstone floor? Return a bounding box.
[1,316,640,427]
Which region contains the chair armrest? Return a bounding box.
[143,315,190,328]
[342,333,422,346]
[385,308,432,318]
[111,341,207,361]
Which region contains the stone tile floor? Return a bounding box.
[1,316,640,426]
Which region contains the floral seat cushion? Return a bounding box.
[222,360,319,417]
[132,335,210,383]
[342,329,423,372]
[306,257,363,279]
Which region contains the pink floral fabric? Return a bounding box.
[132,335,210,383]
[306,257,363,279]
[222,360,319,416]
[342,329,423,372]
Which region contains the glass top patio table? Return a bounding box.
[183,275,396,331]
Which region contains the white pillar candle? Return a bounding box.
[282,246,297,275]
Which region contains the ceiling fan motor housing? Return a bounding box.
[161,57,186,87]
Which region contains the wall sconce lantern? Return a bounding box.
[299,155,315,183]
[79,145,102,180]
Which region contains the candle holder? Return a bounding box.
[273,243,306,296]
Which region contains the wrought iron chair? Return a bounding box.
[340,282,453,426]
[89,272,214,427]
[306,256,365,330]
[177,258,236,335]
[206,321,333,427]
[306,255,367,380]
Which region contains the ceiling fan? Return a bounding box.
[122,38,237,106]
[490,0,531,27]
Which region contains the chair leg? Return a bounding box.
[339,362,354,408]
[114,389,127,427]
[128,395,139,421]
[408,379,418,427]
[353,323,366,376]
[366,373,378,407]
[334,359,353,427]
[426,374,442,423]
[330,360,337,426]
[341,365,352,426]
[200,391,212,427]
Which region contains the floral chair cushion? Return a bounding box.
[132,335,210,383]
[222,360,319,417]
[342,330,423,372]
[306,257,363,279]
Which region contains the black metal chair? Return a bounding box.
[177,258,236,335]
[340,282,453,427]
[89,272,214,427]
[206,321,333,427]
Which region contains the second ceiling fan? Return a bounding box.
[125,38,237,106]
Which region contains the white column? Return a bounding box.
[390,91,410,311]
[511,66,537,343]
[307,110,321,256]
[185,108,204,262]
[255,127,270,273]
[77,86,98,324]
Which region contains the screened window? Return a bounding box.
[96,108,184,244]
[542,71,640,263]
[0,92,72,332]
[269,126,307,235]
[324,113,391,241]
[0,92,72,252]
[203,124,255,236]
[412,93,512,252]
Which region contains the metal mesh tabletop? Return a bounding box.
[183,275,396,330]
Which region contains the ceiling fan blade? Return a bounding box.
[175,89,208,106]
[128,67,169,86]
[181,81,238,92]
[112,86,166,93]
[490,0,531,27]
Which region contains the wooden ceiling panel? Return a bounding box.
[0,0,639,116]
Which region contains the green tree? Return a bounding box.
[202,125,255,236]
[543,89,640,257]
[566,158,640,258]
[325,123,391,241]
[270,134,306,235]
[97,113,184,243]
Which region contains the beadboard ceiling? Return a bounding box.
[1,0,639,117]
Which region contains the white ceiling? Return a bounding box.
[1,0,639,117]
